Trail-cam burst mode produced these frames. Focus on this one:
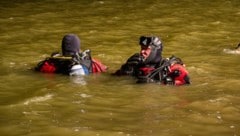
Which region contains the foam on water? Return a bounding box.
[223,48,240,55]
[23,93,53,105]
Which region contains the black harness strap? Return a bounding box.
[137,59,170,83]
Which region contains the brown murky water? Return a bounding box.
[0,0,239,135]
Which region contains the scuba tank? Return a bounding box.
[69,64,89,76]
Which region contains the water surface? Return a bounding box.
[0,0,240,136]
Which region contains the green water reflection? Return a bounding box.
[0,0,239,136]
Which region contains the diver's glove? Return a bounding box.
[126,53,144,65]
[115,53,143,76]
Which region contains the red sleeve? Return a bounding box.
[39,60,56,73]
[91,58,107,73]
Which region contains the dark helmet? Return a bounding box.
[139,36,152,47]
[139,36,163,64]
[61,34,80,56]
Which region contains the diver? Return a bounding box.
[114,36,163,77]
[35,34,107,76]
[114,35,190,86]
